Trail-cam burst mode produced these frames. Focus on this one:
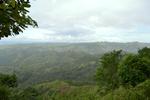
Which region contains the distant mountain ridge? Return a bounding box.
[0,42,150,86]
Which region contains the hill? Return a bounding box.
[11,80,150,100]
[0,42,150,86]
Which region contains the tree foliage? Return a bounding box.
[95,47,150,91]
[95,50,124,90]
[0,0,37,38]
[138,47,150,59]
[0,73,17,87]
[0,85,10,100]
[118,54,150,86]
[0,73,17,100]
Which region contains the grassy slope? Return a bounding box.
[28,80,150,100]
[34,80,101,100]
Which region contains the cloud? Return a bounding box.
[1,0,150,43]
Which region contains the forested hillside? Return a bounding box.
[0,45,150,100]
[0,42,150,86]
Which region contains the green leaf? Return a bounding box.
[10,0,16,8]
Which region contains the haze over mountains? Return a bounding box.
[0,42,150,86]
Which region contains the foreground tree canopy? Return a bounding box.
[118,54,150,86]
[95,50,124,90]
[0,0,37,39]
[96,47,150,91]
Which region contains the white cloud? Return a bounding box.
[1,0,150,43]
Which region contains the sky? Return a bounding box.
[1,0,150,43]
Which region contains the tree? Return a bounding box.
[95,50,124,90]
[0,85,10,100]
[138,47,150,59]
[0,0,37,39]
[135,79,150,99]
[0,73,17,100]
[0,73,17,88]
[118,54,150,87]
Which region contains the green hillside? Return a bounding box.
[0,44,150,100]
[9,80,150,100]
[0,42,150,86]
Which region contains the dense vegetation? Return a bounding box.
[0,42,150,86]
[95,47,150,99]
[0,44,149,100]
[1,0,149,99]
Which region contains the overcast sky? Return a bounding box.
[1,0,150,43]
